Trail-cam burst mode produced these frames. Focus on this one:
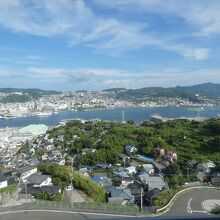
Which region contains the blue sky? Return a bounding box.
[0,0,220,91]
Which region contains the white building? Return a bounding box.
[15,166,38,181]
[125,166,136,175]
[26,173,52,187]
[0,177,7,189]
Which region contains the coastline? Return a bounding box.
[0,106,219,129]
[0,104,214,120]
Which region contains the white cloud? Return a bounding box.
[0,0,211,60]
[0,65,220,90]
[162,45,210,61]
[94,0,220,36]
[0,66,216,89]
[27,67,138,81]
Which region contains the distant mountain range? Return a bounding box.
[0,88,61,103]
[104,83,220,100]
[1,83,220,104]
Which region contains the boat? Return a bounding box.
[36,112,53,117]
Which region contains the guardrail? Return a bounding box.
[27,199,143,215]
[156,185,219,213]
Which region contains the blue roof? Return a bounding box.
[92,176,112,186]
[135,154,154,162]
[92,176,102,184]
[125,145,136,151]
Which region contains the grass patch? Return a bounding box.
[153,186,184,209]
[0,183,17,193]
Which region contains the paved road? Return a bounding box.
[0,209,127,220]
[163,188,220,217]
[1,189,220,219]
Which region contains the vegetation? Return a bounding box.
[0,183,17,193]
[153,186,183,209]
[48,119,220,171]
[35,192,63,201]
[17,143,29,154]
[211,207,220,215]
[1,94,31,103]
[78,105,105,111]
[114,83,220,100]
[0,88,61,103]
[37,163,106,203]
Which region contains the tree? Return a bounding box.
[35,192,51,200]
[53,192,63,201]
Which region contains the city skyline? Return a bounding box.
[0,0,220,91]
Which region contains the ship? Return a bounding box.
[36,112,53,117]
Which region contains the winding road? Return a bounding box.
[162,188,220,217]
[0,189,220,219]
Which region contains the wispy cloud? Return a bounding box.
[27,55,44,60]
[0,0,213,60]
[1,66,220,90]
[94,0,220,36]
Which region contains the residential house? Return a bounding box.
[121,177,134,187]
[92,176,112,187]
[21,185,61,197]
[14,165,38,181]
[197,163,210,173]
[108,187,135,205]
[142,164,154,175]
[0,175,7,189]
[197,171,209,182]
[79,167,90,176]
[129,160,140,167]
[125,166,136,175]
[29,158,40,166]
[120,153,130,164]
[197,161,216,182]
[125,145,137,156]
[26,173,52,187]
[153,148,165,156]
[138,173,167,190]
[211,176,220,187]
[144,188,161,205]
[0,174,16,189]
[196,162,211,182]
[164,151,177,162]
[138,173,150,183]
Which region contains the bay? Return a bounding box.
[0,106,220,128]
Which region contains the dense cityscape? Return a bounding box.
[0,88,214,119]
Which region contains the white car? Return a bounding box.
[66,185,73,191]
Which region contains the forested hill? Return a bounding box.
[0,88,61,103]
[110,83,220,100]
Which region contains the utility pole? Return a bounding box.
[140,187,143,212]
[71,157,74,203]
[187,167,189,179]
[25,182,27,198]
